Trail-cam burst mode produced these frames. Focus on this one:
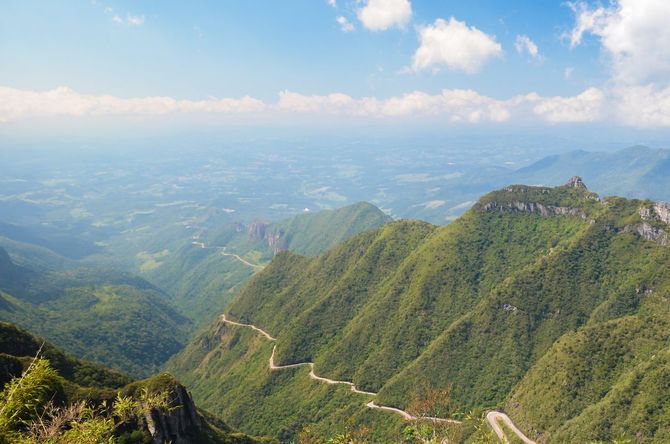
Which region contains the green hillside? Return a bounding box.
[0,247,192,378]
[0,322,276,444]
[168,178,670,443]
[147,202,392,325]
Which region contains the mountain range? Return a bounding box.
[168,178,670,443]
[145,202,391,325]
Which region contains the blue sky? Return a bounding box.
[1,0,669,130]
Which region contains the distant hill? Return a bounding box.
[511,145,670,201]
[147,202,392,325]
[0,246,192,377]
[0,220,102,260]
[0,322,276,444]
[168,178,670,442]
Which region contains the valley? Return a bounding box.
[5,2,670,442]
[3,144,670,443]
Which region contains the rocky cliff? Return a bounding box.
[143,382,202,444]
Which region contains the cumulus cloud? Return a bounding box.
[336,16,355,32]
[566,0,670,127]
[0,86,265,122]
[531,87,605,123]
[357,0,412,31]
[327,0,336,6]
[568,0,670,86]
[411,18,502,73]
[515,35,539,59]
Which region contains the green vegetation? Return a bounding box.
[0,242,192,378]
[0,322,277,443]
[148,202,391,326]
[169,181,670,442]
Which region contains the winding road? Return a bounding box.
[486,411,536,444]
[192,241,265,270]
[219,315,535,442]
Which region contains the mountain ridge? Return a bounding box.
[167,178,670,442]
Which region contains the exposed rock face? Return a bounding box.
[144,384,203,444]
[624,222,669,246]
[247,221,287,254]
[247,221,269,241]
[265,229,286,254]
[565,176,587,189]
[655,202,670,224]
[482,200,587,220]
[635,201,670,245]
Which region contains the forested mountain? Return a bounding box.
[147,202,391,325]
[168,178,670,443]
[511,146,670,201]
[0,246,192,377]
[0,322,276,443]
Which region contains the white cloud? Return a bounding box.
[614,84,670,127]
[566,1,670,127]
[380,89,511,122]
[568,0,670,86]
[357,0,412,31]
[2,85,660,127]
[514,35,539,59]
[278,91,356,114]
[336,16,355,32]
[411,18,502,73]
[111,13,145,26]
[0,86,265,122]
[278,89,512,122]
[531,87,605,123]
[126,15,145,26]
[327,0,337,6]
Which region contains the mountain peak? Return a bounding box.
[565,176,587,189]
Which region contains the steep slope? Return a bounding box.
[0,322,276,444]
[168,178,670,442]
[148,202,391,324]
[0,248,191,377]
[0,321,131,391]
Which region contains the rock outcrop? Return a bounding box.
[633,201,670,245]
[144,383,203,444]
[623,222,669,246]
[247,221,287,254]
[654,202,670,224]
[482,200,588,220]
[565,176,587,189]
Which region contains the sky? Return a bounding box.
[1,0,670,132]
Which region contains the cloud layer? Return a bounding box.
[0,86,265,122]
[0,85,623,126]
